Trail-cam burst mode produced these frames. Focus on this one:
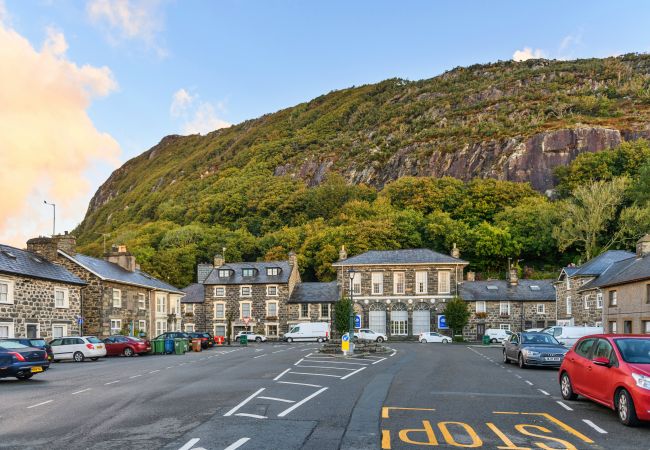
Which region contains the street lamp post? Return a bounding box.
[348,268,356,344]
[43,200,56,236]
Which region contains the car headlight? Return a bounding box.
[522,349,540,357]
[632,373,650,390]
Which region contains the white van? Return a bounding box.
[485,328,513,343]
[541,326,603,348]
[283,322,330,343]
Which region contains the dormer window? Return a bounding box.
[218,269,231,278]
[242,268,255,277]
[267,267,281,276]
[530,285,540,291]
[486,285,498,291]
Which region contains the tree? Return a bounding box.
[444,297,470,341]
[334,297,353,337]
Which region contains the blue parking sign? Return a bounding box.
[438,315,448,329]
[354,314,361,328]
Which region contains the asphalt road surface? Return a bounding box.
[1,342,648,449]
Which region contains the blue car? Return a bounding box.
[0,341,50,380]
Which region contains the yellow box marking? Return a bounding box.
[492,412,593,444]
[382,406,436,419]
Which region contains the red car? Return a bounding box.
[103,336,151,357]
[559,334,650,426]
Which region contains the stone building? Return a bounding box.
[181,283,206,333]
[458,269,556,341]
[0,243,85,340]
[555,250,634,327]
[27,234,184,338]
[287,281,340,331]
[579,234,650,334]
[331,247,468,338]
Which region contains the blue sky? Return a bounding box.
[1,0,649,245]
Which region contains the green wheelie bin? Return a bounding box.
[239,334,248,346]
[183,338,190,353]
[174,338,184,355]
[482,335,490,345]
[153,339,165,354]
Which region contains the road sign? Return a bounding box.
[76,316,84,325]
[341,333,350,352]
[354,314,361,328]
[438,315,448,329]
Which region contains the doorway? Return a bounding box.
[26,323,39,338]
[476,323,485,340]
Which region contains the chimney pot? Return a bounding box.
[213,254,224,268]
[636,234,650,258]
[451,243,460,259]
[466,271,475,282]
[339,245,348,261]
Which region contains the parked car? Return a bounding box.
[1,337,53,361]
[541,326,603,348]
[524,328,543,332]
[419,332,450,344]
[353,328,387,343]
[154,332,191,341]
[103,336,151,356]
[188,332,215,348]
[0,340,50,380]
[283,322,330,343]
[559,334,650,426]
[235,331,267,343]
[503,332,568,368]
[485,328,513,344]
[49,336,107,362]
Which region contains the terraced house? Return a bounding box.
[27,234,184,338]
[0,243,85,340]
[332,247,468,338]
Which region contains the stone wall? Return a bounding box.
[555,276,600,326]
[182,302,207,332]
[464,300,557,340]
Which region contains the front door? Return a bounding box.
[26,324,38,338]
[477,323,485,341]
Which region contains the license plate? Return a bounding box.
[545,357,561,361]
[31,366,43,373]
[96,345,103,349]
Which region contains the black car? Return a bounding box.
[154,332,191,340]
[503,331,569,368]
[1,337,54,361]
[0,341,50,380]
[188,332,214,349]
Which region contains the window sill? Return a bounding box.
[55,306,69,309]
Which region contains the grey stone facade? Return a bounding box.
[555,274,604,327]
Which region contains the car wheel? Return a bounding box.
[420,339,427,343]
[560,372,577,400]
[490,338,497,344]
[503,350,509,364]
[123,347,134,357]
[377,337,384,343]
[518,353,526,369]
[617,389,641,426]
[256,337,262,343]
[73,351,85,362]
[442,339,449,344]
[16,373,34,380]
[317,337,323,343]
[287,338,293,343]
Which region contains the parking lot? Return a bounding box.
[2,342,648,449]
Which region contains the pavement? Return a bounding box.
[1,342,648,449]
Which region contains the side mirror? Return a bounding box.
[559,342,566,346]
[593,356,611,367]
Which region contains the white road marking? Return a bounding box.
[235,413,267,419]
[372,357,387,365]
[525,380,533,386]
[294,358,304,366]
[178,438,200,450]
[199,358,206,361]
[515,375,522,379]
[278,387,328,417]
[301,348,312,352]
[287,346,296,350]
[224,437,251,450]
[253,354,266,359]
[149,369,160,374]
[224,388,265,417]
[71,388,91,395]
[303,359,368,366]
[130,374,142,379]
[273,368,291,381]
[258,396,295,403]
[27,400,53,409]
[583,419,607,434]
[272,350,285,354]
[390,351,396,357]
[277,381,322,388]
[166,366,174,369]
[537,389,550,395]
[340,367,367,380]
[556,401,573,411]
[296,365,356,371]
[290,371,341,378]
[104,380,120,385]
[507,370,512,373]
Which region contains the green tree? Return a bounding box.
[334,297,353,337]
[444,297,470,341]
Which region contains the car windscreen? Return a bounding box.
[29,339,47,347]
[200,333,211,338]
[87,337,103,344]
[615,338,650,363]
[521,334,560,345]
[128,337,144,342]
[0,341,30,349]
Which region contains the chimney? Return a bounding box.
[105,244,137,272]
[637,234,650,258]
[26,232,77,260]
[339,245,348,261]
[213,254,224,268]
[508,268,519,286]
[451,243,460,259]
[288,251,298,267]
[53,231,77,255]
[466,271,475,282]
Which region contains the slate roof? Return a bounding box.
[0,244,85,285]
[459,279,555,302]
[571,250,635,277]
[579,255,650,290]
[181,283,204,303]
[60,251,184,294]
[332,249,468,266]
[203,261,292,285]
[288,282,340,304]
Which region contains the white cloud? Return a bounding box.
[170,88,231,135]
[558,31,583,59]
[0,19,120,246]
[0,0,8,25]
[512,47,547,62]
[87,0,165,54]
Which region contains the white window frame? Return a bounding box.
[499,301,510,316]
[156,295,166,314]
[265,323,279,337]
[214,324,226,337]
[218,269,230,278]
[584,295,589,310]
[267,285,278,297]
[25,322,40,339]
[240,285,252,297]
[610,290,618,306]
[415,271,428,294]
[214,301,226,320]
[266,267,280,276]
[156,319,167,336]
[438,271,451,294]
[52,324,67,338]
[0,321,14,338]
[393,272,405,295]
[266,300,278,317]
[112,288,122,308]
[299,303,310,319]
[499,324,511,331]
[476,301,486,313]
[110,319,122,335]
[54,287,69,309]
[566,296,572,315]
[536,304,546,314]
[175,298,181,316]
[596,292,604,309]
[184,323,195,333]
[185,303,194,314]
[138,320,146,333]
[240,301,252,319]
[610,321,617,333]
[371,272,383,295]
[352,272,361,295]
[138,293,146,310]
[320,303,330,319]
[0,278,14,304]
[214,286,226,297]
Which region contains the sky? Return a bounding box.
[1,0,649,247]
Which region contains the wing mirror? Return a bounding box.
[559,341,566,346]
[593,356,611,367]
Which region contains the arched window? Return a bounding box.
[369,303,386,334]
[412,302,431,335]
[391,302,408,336]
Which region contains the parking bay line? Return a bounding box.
[71,388,91,395]
[295,364,356,371]
[26,400,53,409]
[258,396,295,403]
[224,388,265,417]
[556,401,574,411]
[130,374,142,379]
[583,419,607,434]
[277,387,328,417]
[303,358,369,366]
[235,413,267,419]
[104,380,120,385]
[289,371,342,378]
[178,438,200,450]
[224,437,251,450]
[340,367,366,380]
[372,357,387,365]
[273,368,291,381]
[277,381,323,388]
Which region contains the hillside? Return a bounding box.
[74,54,650,286]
